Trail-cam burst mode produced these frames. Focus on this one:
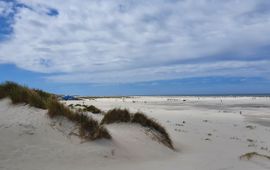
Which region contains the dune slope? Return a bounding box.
[0,98,174,170]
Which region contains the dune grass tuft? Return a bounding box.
[0,81,111,141]
[92,126,111,140]
[47,99,111,140]
[47,99,74,118]
[240,152,270,160]
[101,108,131,124]
[100,108,174,149]
[83,105,102,114]
[0,81,172,145]
[0,81,52,109]
[132,112,174,149]
[78,114,111,139]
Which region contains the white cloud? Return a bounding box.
[0,0,270,83]
[46,60,270,83]
[0,1,13,16]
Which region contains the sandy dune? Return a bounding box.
[1,96,270,170]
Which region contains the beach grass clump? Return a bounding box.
[132,112,174,149]
[240,152,270,160]
[101,108,131,124]
[68,104,74,108]
[0,81,111,141]
[77,113,98,136]
[93,126,111,139]
[47,99,74,118]
[27,90,49,109]
[33,88,53,101]
[100,107,174,149]
[83,105,102,114]
[48,100,111,140]
[0,81,50,109]
[78,114,111,139]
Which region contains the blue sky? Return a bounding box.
[0,0,270,95]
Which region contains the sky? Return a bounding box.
[0,0,270,95]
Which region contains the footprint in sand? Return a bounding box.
[18,123,36,136]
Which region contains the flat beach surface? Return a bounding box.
[1,96,270,170]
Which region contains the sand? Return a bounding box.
[1,96,270,170]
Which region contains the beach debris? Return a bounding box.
[261,147,268,151]
[230,136,240,140]
[246,125,256,130]
[247,139,254,143]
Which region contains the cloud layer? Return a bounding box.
[0,0,270,83]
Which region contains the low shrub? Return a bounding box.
[101,108,131,124]
[132,112,174,149]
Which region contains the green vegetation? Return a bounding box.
[0,81,111,140]
[83,105,102,114]
[0,81,53,109]
[101,108,174,149]
[0,81,173,147]
[48,100,110,139]
[68,104,74,108]
[132,112,174,149]
[101,108,131,124]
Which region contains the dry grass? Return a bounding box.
[92,126,111,140]
[0,81,111,140]
[48,99,111,140]
[0,81,52,109]
[78,114,111,140]
[47,99,74,118]
[83,105,101,114]
[100,108,174,149]
[33,88,53,101]
[101,108,131,124]
[0,81,173,145]
[132,112,174,149]
[240,152,270,160]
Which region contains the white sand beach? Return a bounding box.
[1,96,270,170]
[1,0,270,169]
